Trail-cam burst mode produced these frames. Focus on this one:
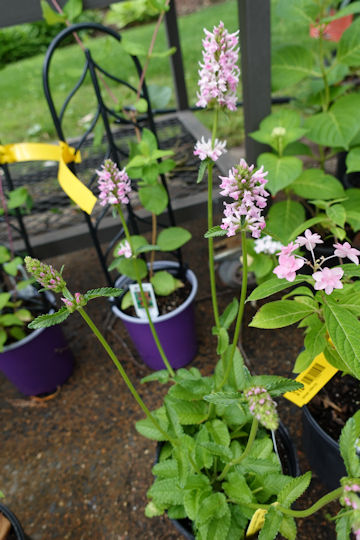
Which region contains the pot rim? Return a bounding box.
[111,261,198,324]
[303,404,340,450]
[2,291,55,353]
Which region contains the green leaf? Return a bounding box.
[223,472,254,503]
[291,169,344,200]
[197,160,208,184]
[322,2,360,23]
[197,492,228,525]
[14,309,32,322]
[140,370,170,384]
[250,300,313,329]
[121,38,148,56]
[247,275,308,302]
[326,204,346,228]
[257,153,302,195]
[0,246,10,264]
[135,411,169,441]
[117,258,147,280]
[203,391,240,407]
[0,314,24,327]
[85,287,122,300]
[249,375,303,397]
[147,478,183,505]
[7,186,31,210]
[288,214,330,241]
[28,308,70,329]
[304,318,327,360]
[279,515,297,540]
[342,188,360,231]
[121,291,133,310]
[336,514,351,540]
[216,327,229,355]
[152,459,178,479]
[278,472,311,507]
[204,225,227,238]
[40,0,66,24]
[63,0,83,21]
[337,17,360,67]
[151,270,180,296]
[198,441,232,462]
[157,158,176,174]
[265,200,305,245]
[134,98,148,113]
[323,301,360,379]
[3,257,23,277]
[272,45,316,91]
[258,506,282,540]
[339,410,360,476]
[147,84,172,109]
[151,46,177,58]
[0,292,11,311]
[157,227,191,251]
[305,94,360,150]
[138,184,168,215]
[346,147,360,174]
[208,419,230,447]
[144,501,165,517]
[219,298,239,330]
[250,109,307,153]
[206,505,231,539]
[168,399,208,424]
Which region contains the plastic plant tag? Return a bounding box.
[284,352,338,407]
[129,283,159,320]
[246,508,267,537]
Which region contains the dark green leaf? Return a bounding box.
[204,225,227,238]
[250,300,313,329]
[28,308,70,329]
[197,160,208,184]
[247,275,308,302]
[157,227,191,250]
[219,298,239,329]
[85,287,122,300]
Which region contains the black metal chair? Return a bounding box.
[42,22,180,286]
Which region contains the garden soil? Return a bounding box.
[1,215,341,540]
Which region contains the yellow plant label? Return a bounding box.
[284,353,338,407]
[0,142,96,214]
[246,508,267,537]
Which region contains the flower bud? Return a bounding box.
[61,292,86,313]
[25,257,66,293]
[245,386,279,430]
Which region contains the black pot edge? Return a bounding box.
[302,405,340,451]
[0,502,27,540]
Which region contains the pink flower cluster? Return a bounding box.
[61,292,86,313]
[117,240,132,259]
[273,229,360,295]
[96,159,131,207]
[25,256,66,293]
[245,386,278,431]
[197,21,239,111]
[219,159,269,238]
[194,137,227,162]
[342,483,360,539]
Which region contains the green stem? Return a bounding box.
[318,19,330,112]
[218,418,258,481]
[218,230,248,389]
[244,486,343,518]
[117,207,175,377]
[77,307,171,441]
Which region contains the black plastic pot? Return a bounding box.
[302,405,346,490]
[169,423,300,540]
[0,502,30,540]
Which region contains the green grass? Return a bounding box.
[0,0,243,145]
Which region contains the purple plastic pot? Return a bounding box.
[112,261,198,370]
[0,304,74,396]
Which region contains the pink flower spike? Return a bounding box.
[96,159,131,207]
[312,267,344,295]
[194,137,227,161]
[273,254,304,282]
[296,229,323,251]
[333,241,360,265]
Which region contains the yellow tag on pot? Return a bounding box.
[284,353,338,407]
[246,508,267,537]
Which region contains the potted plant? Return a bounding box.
[0,245,74,396]
[22,21,360,539]
[94,155,197,371]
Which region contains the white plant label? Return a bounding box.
[129,283,159,320]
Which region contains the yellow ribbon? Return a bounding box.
[0,141,97,214]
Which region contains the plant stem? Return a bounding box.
[207,106,220,329]
[149,213,157,279]
[244,486,343,518]
[77,307,171,440]
[218,418,258,481]
[117,206,175,377]
[218,230,248,389]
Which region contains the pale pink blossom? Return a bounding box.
[194,137,227,161]
[219,159,269,239]
[278,242,299,256]
[96,159,131,207]
[273,254,304,282]
[296,229,323,251]
[117,240,132,259]
[333,241,360,265]
[312,267,344,295]
[197,22,240,111]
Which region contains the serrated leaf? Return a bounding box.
[28,308,70,329]
[278,472,311,507]
[217,327,229,355]
[195,425,213,470]
[135,411,170,441]
[279,515,297,540]
[337,17,360,66]
[203,391,240,406]
[152,459,178,479]
[147,478,183,505]
[85,287,122,300]
[339,410,360,476]
[198,442,232,462]
[257,153,302,195]
[342,188,360,231]
[323,301,360,379]
[197,160,208,183]
[206,504,231,539]
[250,300,313,329]
[247,275,308,302]
[258,506,282,540]
[204,225,226,238]
[144,501,165,517]
[140,369,170,384]
[249,375,303,397]
[326,204,346,228]
[197,492,228,524]
[168,399,208,425]
[336,514,351,540]
[208,419,230,447]
[223,472,254,503]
